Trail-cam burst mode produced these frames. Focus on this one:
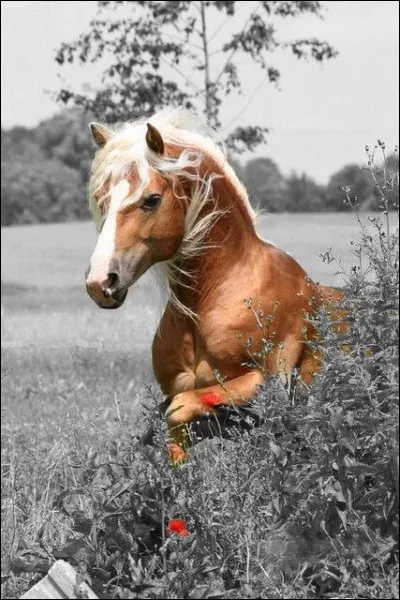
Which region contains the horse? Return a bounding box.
[85,108,343,461]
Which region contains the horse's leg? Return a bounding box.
[166,369,265,459]
[297,286,348,385]
[297,345,321,385]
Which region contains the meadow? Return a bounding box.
[1,213,366,434]
[1,213,365,426]
[1,211,398,599]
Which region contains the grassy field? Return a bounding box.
[0,212,389,432]
[1,212,398,599]
[1,212,368,429]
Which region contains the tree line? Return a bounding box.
[1,108,397,226]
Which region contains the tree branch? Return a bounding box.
[199,1,212,120]
[214,2,262,86]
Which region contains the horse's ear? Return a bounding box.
[89,122,112,148]
[146,123,165,154]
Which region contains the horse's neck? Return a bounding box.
[196,152,256,245]
[173,157,258,312]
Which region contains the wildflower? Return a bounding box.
[200,391,221,407]
[166,518,190,537]
[168,442,187,464]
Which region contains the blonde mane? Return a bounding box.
[88,108,256,317]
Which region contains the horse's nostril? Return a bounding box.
[108,271,120,289]
[103,271,120,296]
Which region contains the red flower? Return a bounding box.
[200,392,221,407]
[166,518,190,537]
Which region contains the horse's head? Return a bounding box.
[85,122,187,309]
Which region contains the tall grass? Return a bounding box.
[1,146,398,599]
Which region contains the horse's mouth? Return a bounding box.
[97,288,128,309]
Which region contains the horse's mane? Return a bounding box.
[88,107,256,317]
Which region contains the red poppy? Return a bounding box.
[200,391,221,407]
[166,518,190,537]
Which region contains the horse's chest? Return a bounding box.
[194,357,216,388]
[192,324,249,387]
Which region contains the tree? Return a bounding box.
[242,157,287,211]
[55,1,336,152]
[375,151,399,210]
[326,164,376,211]
[1,158,86,226]
[1,112,93,226]
[35,109,95,184]
[1,126,43,163]
[285,172,327,212]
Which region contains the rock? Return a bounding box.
[20,560,98,599]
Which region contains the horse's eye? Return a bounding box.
[141,194,161,212]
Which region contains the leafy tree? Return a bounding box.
[35,109,94,184]
[55,0,336,152]
[1,110,94,226]
[374,150,399,211]
[285,172,327,212]
[326,149,399,212]
[242,157,287,211]
[1,157,87,226]
[326,164,376,211]
[1,126,43,163]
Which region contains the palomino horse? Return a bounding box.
[85,109,342,460]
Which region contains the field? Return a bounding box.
[2,212,398,599]
[1,213,365,431]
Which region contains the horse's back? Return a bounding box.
[319,285,344,304]
[318,284,348,335]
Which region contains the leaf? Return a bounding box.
[339,437,356,454]
[104,480,135,506]
[53,538,95,567]
[337,507,348,530]
[71,511,93,535]
[10,555,50,575]
[269,440,281,458]
[53,488,91,511]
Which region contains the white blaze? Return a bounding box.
[87,179,130,282]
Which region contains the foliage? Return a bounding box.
[1,110,93,226]
[1,158,85,226]
[34,110,94,183]
[2,109,398,225]
[285,172,327,212]
[326,163,376,211]
[242,157,287,212]
[326,149,399,211]
[2,146,398,599]
[55,0,336,152]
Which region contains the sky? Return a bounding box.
[1,0,399,183]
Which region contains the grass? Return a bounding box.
[1,213,380,289]
[1,212,365,429]
[1,210,398,599]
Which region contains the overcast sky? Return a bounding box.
[1,0,399,183]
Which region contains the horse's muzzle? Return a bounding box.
[100,288,127,309]
[96,290,128,309]
[85,270,128,309]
